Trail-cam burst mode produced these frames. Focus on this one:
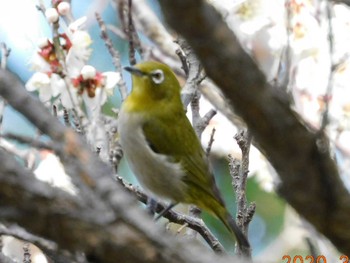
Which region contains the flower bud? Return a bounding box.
[57,2,70,16]
[45,8,59,23]
[81,65,96,80]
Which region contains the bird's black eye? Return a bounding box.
[150,69,164,84]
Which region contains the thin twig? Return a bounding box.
[190,91,217,138]
[277,0,292,90]
[0,100,4,132]
[96,13,128,101]
[116,176,225,254]
[119,0,142,65]
[305,237,319,261]
[63,107,71,127]
[106,24,127,39]
[194,109,217,140]
[319,2,335,132]
[230,130,255,235]
[130,0,144,56]
[0,138,35,162]
[36,1,46,14]
[176,38,204,109]
[206,127,216,157]
[191,91,201,136]
[52,104,58,117]
[105,22,154,62]
[228,154,240,193]
[0,43,10,131]
[127,0,137,65]
[129,0,179,61]
[72,110,83,134]
[175,48,189,77]
[0,43,11,69]
[202,110,217,129]
[246,203,256,225]
[2,133,58,152]
[176,39,217,138]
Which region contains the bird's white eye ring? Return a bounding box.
[150,69,164,84]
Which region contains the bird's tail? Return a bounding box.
[215,206,251,258]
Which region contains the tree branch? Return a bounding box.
[116,177,225,253]
[331,0,350,6]
[158,0,350,255]
[0,252,16,263]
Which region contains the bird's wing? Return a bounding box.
[142,112,220,202]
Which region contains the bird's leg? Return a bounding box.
[155,202,177,221]
[146,197,158,216]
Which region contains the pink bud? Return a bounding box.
[57,2,71,16]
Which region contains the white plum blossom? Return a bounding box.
[28,41,52,73]
[84,71,120,110]
[69,65,120,110]
[65,30,92,77]
[35,151,77,195]
[26,16,93,108]
[25,72,63,102]
[65,17,93,76]
[229,0,284,37]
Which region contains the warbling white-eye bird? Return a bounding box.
[118,61,251,256]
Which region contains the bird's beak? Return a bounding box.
[124,66,146,77]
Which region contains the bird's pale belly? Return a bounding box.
[118,112,187,201]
